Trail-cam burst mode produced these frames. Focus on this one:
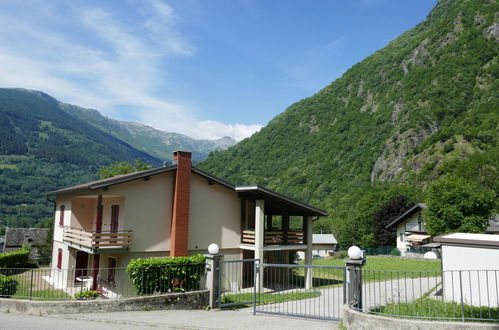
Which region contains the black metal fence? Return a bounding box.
[0,264,205,301]
[355,269,499,323]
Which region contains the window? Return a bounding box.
[59,205,65,226]
[399,233,404,242]
[107,257,116,286]
[57,248,63,269]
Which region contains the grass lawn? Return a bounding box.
[9,270,72,300]
[373,298,499,322]
[294,256,442,285]
[221,290,321,308]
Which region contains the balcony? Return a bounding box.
[63,227,132,254]
[242,229,304,245]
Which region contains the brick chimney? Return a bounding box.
[170,151,192,256]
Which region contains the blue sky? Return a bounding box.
[0,0,437,140]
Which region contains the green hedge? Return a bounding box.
[0,245,32,268]
[0,274,18,297]
[126,254,206,295]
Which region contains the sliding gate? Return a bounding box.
[218,259,346,321]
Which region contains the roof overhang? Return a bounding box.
[235,185,328,217]
[385,203,426,229]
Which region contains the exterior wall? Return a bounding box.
[49,241,74,289]
[188,173,241,252]
[99,171,174,253]
[53,195,72,243]
[70,197,96,231]
[396,211,425,256]
[403,212,424,232]
[442,245,499,307]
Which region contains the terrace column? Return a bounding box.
[254,199,265,290]
[304,215,313,289]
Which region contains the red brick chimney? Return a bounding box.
[170,151,192,256]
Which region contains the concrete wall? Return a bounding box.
[343,305,499,330]
[0,291,209,315]
[442,245,499,307]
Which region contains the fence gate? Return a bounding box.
[254,263,346,321]
[218,259,259,308]
[217,260,346,321]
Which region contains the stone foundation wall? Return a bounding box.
[0,290,209,315]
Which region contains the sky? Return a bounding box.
[0,0,437,141]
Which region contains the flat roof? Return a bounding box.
[434,233,499,248]
[236,185,328,217]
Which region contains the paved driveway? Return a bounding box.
[0,309,338,330]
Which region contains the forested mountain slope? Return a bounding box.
[0,88,161,229]
[199,0,498,230]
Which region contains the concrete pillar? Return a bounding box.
[204,253,223,308]
[304,215,313,290]
[254,199,265,290]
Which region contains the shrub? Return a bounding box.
[126,254,206,295]
[0,274,18,297]
[0,245,32,268]
[74,290,101,300]
[390,248,401,256]
[333,250,348,259]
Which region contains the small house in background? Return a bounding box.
[2,228,49,260]
[434,233,499,307]
[297,233,337,259]
[385,203,430,256]
[0,237,4,252]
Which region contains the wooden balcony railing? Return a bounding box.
[241,229,304,245]
[63,227,132,251]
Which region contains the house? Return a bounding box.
[297,234,338,259]
[434,233,499,307]
[385,203,430,256]
[47,151,327,295]
[2,227,49,259]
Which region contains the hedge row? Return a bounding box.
[126,254,206,295]
[0,245,32,268]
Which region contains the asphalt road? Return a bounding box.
[0,309,338,330]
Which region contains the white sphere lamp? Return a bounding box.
[208,243,220,255]
[348,246,362,260]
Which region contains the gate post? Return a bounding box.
[345,246,365,311]
[205,244,223,309]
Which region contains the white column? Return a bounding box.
[304,215,313,289]
[254,199,265,290]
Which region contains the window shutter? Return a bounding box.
[59,205,65,226]
[57,248,63,269]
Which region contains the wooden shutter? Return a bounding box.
[57,248,63,269]
[59,205,65,226]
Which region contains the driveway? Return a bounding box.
[0,309,338,330]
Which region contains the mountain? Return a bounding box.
[0,88,234,230]
[59,103,236,163]
[198,0,498,228]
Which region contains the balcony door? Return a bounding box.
[75,251,88,278]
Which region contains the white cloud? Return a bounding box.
[0,0,261,141]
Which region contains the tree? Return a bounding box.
[97,159,153,179]
[372,195,412,246]
[424,176,497,236]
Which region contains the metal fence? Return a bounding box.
[218,258,258,308]
[0,264,205,301]
[356,269,499,323]
[255,263,346,321]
